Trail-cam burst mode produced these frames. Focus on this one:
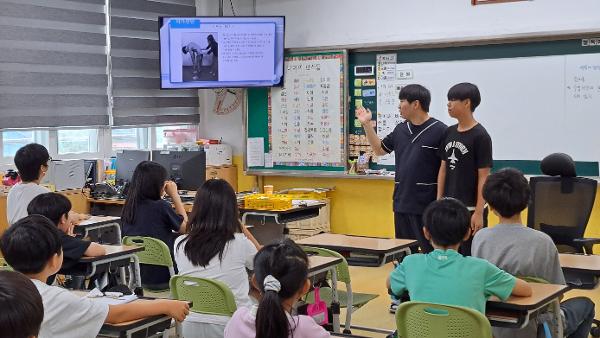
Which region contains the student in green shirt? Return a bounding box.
[387,198,532,314]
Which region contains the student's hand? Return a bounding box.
[67,222,76,237]
[164,181,178,197]
[355,106,372,124]
[161,300,190,322]
[471,211,484,234]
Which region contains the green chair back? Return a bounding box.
[396,301,492,338]
[301,245,351,284]
[122,236,174,268]
[0,257,12,271]
[170,275,237,317]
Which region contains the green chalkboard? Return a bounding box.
[246,50,347,174]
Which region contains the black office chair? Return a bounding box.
[527,153,600,337]
[527,153,600,255]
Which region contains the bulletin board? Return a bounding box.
[245,50,347,175]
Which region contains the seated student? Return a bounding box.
[27,192,106,285]
[0,215,190,338]
[0,270,44,338]
[472,168,595,338]
[224,239,330,338]
[6,143,90,227]
[174,179,261,337]
[121,161,188,290]
[388,198,532,315]
[7,143,51,225]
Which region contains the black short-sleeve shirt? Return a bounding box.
[122,199,184,287]
[381,118,447,214]
[439,123,493,207]
[48,233,92,284]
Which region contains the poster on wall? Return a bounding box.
[269,52,346,167]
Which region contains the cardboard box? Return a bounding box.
[205,144,232,166]
[206,165,237,191]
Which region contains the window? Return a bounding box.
[155,125,197,149]
[57,129,99,154]
[112,128,148,151]
[1,130,49,158]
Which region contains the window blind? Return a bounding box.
[109,0,200,126]
[0,0,110,128]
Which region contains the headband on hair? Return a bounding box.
[263,275,281,293]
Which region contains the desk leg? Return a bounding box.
[112,223,122,243]
[131,255,142,288]
[552,299,564,338]
[331,266,341,333]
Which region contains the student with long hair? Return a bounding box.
[224,239,330,338]
[121,161,187,289]
[174,178,260,337]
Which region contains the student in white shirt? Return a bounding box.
[0,215,190,338]
[6,143,88,226]
[174,179,262,338]
[6,143,51,225]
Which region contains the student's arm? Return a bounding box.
[83,242,106,257]
[436,161,447,199]
[511,278,533,297]
[105,299,190,324]
[164,181,188,234]
[471,167,490,233]
[355,107,388,156]
[242,224,262,250]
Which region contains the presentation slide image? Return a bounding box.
[181,32,218,82]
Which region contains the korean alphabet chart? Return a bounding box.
[269,52,345,167]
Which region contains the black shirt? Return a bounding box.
[439,123,493,207]
[381,117,447,214]
[206,41,218,57]
[122,199,183,288]
[50,233,92,284]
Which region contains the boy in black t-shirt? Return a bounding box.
[437,83,492,256]
[27,192,106,285]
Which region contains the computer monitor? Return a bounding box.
[151,150,206,191]
[115,150,151,182]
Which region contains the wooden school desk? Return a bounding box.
[559,253,600,275]
[242,203,326,244]
[297,233,417,266]
[88,197,195,216]
[76,215,121,243]
[486,282,569,335]
[75,244,144,289]
[308,255,343,334]
[73,291,190,338]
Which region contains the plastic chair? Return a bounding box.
[302,246,378,334]
[122,236,175,290]
[170,275,237,317]
[0,257,12,271]
[395,301,492,338]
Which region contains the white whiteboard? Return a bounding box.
[375,53,600,164]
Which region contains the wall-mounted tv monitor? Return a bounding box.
[159,16,285,89]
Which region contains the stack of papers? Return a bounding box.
[85,288,138,305]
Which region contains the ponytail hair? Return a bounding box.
[254,239,309,338]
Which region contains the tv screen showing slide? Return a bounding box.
[159,16,285,89]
